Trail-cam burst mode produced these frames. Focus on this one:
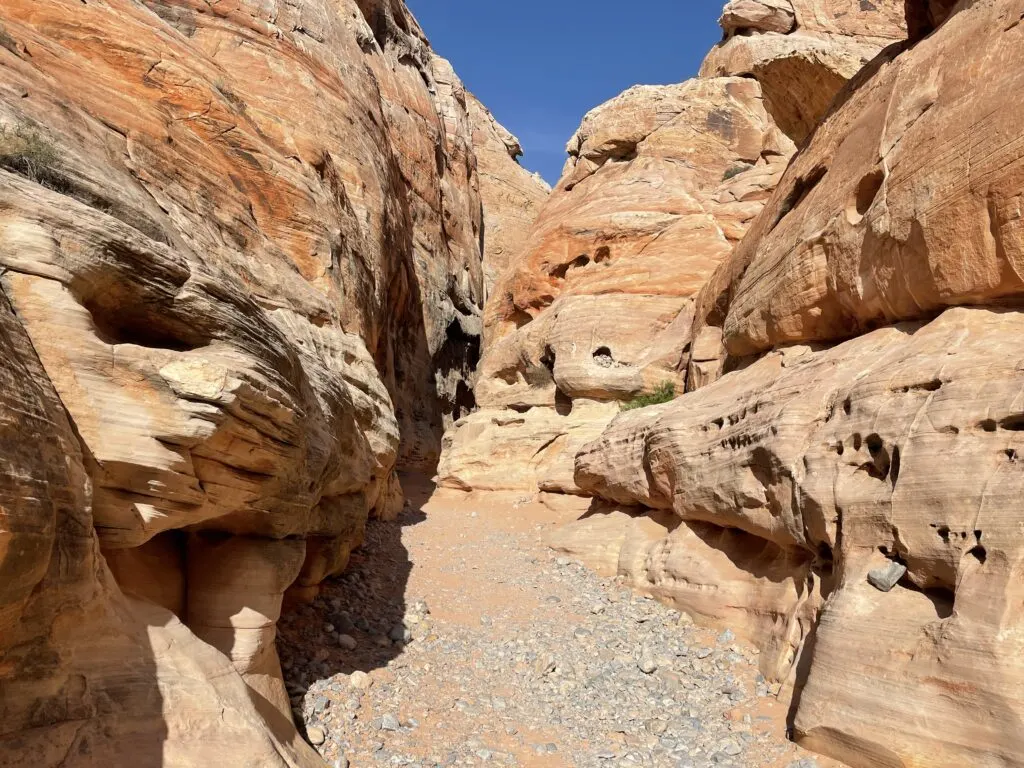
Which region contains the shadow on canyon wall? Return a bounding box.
[277,474,436,714]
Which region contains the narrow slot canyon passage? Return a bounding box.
[277,476,833,768]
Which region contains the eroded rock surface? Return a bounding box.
[440,1,905,496]
[568,2,1024,766]
[466,93,550,291]
[701,0,907,144]
[0,0,526,762]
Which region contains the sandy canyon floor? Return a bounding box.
[278,476,840,768]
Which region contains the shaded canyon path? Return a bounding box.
[278,476,839,768]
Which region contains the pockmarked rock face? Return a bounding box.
[710,0,1024,361]
[570,2,1024,765]
[438,76,793,494]
[701,0,906,144]
[440,0,906,496]
[0,0,527,762]
[575,306,1024,766]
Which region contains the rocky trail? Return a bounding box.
[279,478,835,768]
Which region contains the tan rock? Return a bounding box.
[720,0,797,35]
[0,289,320,766]
[438,400,620,495]
[0,0,529,760]
[701,0,906,143]
[466,93,550,290]
[444,0,908,496]
[442,75,793,494]
[576,305,1024,765]
[708,0,1024,363]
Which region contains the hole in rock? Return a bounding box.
[843,397,852,416]
[922,587,955,619]
[893,572,954,620]
[495,366,519,385]
[816,542,834,564]
[554,388,573,416]
[859,433,891,480]
[980,419,998,432]
[540,345,556,374]
[852,433,862,451]
[594,246,611,263]
[592,346,615,368]
[853,169,885,217]
[1000,414,1024,431]
[890,445,901,486]
[551,254,590,279]
[83,295,208,351]
[510,308,533,329]
[1006,448,1018,462]
[936,525,951,543]
[968,545,987,564]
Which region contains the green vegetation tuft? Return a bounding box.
[722,164,751,181]
[0,123,66,191]
[622,381,676,411]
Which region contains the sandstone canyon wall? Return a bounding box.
[438,0,907,496]
[0,0,541,764]
[466,93,550,293]
[560,0,1024,765]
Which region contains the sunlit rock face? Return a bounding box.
[701,0,907,144]
[569,1,1024,765]
[466,93,551,293]
[0,0,527,761]
[439,0,906,496]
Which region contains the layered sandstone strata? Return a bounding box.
[702,0,907,143]
[0,0,530,763]
[439,0,906,495]
[568,1,1024,765]
[466,93,550,291]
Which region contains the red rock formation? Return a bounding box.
[439,0,906,495]
[572,1,1024,765]
[0,0,533,761]
[466,93,550,292]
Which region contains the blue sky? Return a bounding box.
[407,0,726,185]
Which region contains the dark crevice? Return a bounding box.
[551,254,590,280]
[853,169,885,217]
[540,345,556,375]
[554,388,573,417]
[770,165,828,232]
[1000,414,1024,431]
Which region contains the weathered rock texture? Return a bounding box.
[567,1,1024,766]
[702,0,907,144]
[466,93,550,292]
[0,0,527,763]
[439,0,905,495]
